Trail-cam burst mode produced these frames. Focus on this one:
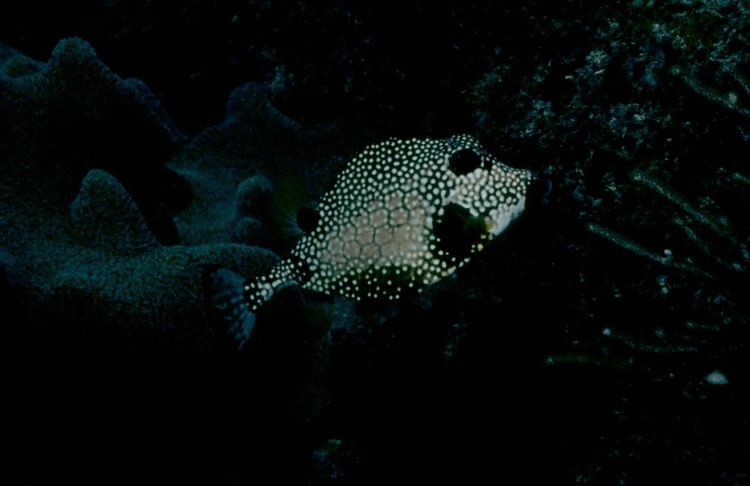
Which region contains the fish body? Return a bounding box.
[205,134,534,348]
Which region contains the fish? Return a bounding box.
[204,134,538,349]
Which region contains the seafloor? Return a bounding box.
[1,2,748,484]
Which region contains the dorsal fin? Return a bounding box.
[69,169,160,253]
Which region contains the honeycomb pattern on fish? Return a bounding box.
[205,134,533,348]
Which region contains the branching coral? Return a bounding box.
[589,166,749,282]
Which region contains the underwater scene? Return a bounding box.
[2,1,748,484]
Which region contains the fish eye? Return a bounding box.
[448,149,483,175]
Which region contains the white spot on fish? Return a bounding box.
[205,134,534,348]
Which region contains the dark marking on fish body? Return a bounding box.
[432,203,486,263]
[449,148,484,175]
[205,134,535,348]
[296,206,321,235]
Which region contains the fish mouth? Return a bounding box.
[486,200,526,238]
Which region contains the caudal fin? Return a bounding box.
[203,266,256,349]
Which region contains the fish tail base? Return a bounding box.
[203,265,257,349]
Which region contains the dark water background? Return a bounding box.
[2,2,748,484]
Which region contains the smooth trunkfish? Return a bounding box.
[205,134,539,348]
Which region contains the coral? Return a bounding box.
[0,37,188,243]
[0,38,290,357]
[3,2,748,482]
[168,81,367,251]
[2,37,338,483]
[70,169,161,253]
[0,36,185,156]
[463,2,750,483]
[236,173,274,218]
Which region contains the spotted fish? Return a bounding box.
[205,134,537,348]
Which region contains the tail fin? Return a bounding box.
[203,266,256,349]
